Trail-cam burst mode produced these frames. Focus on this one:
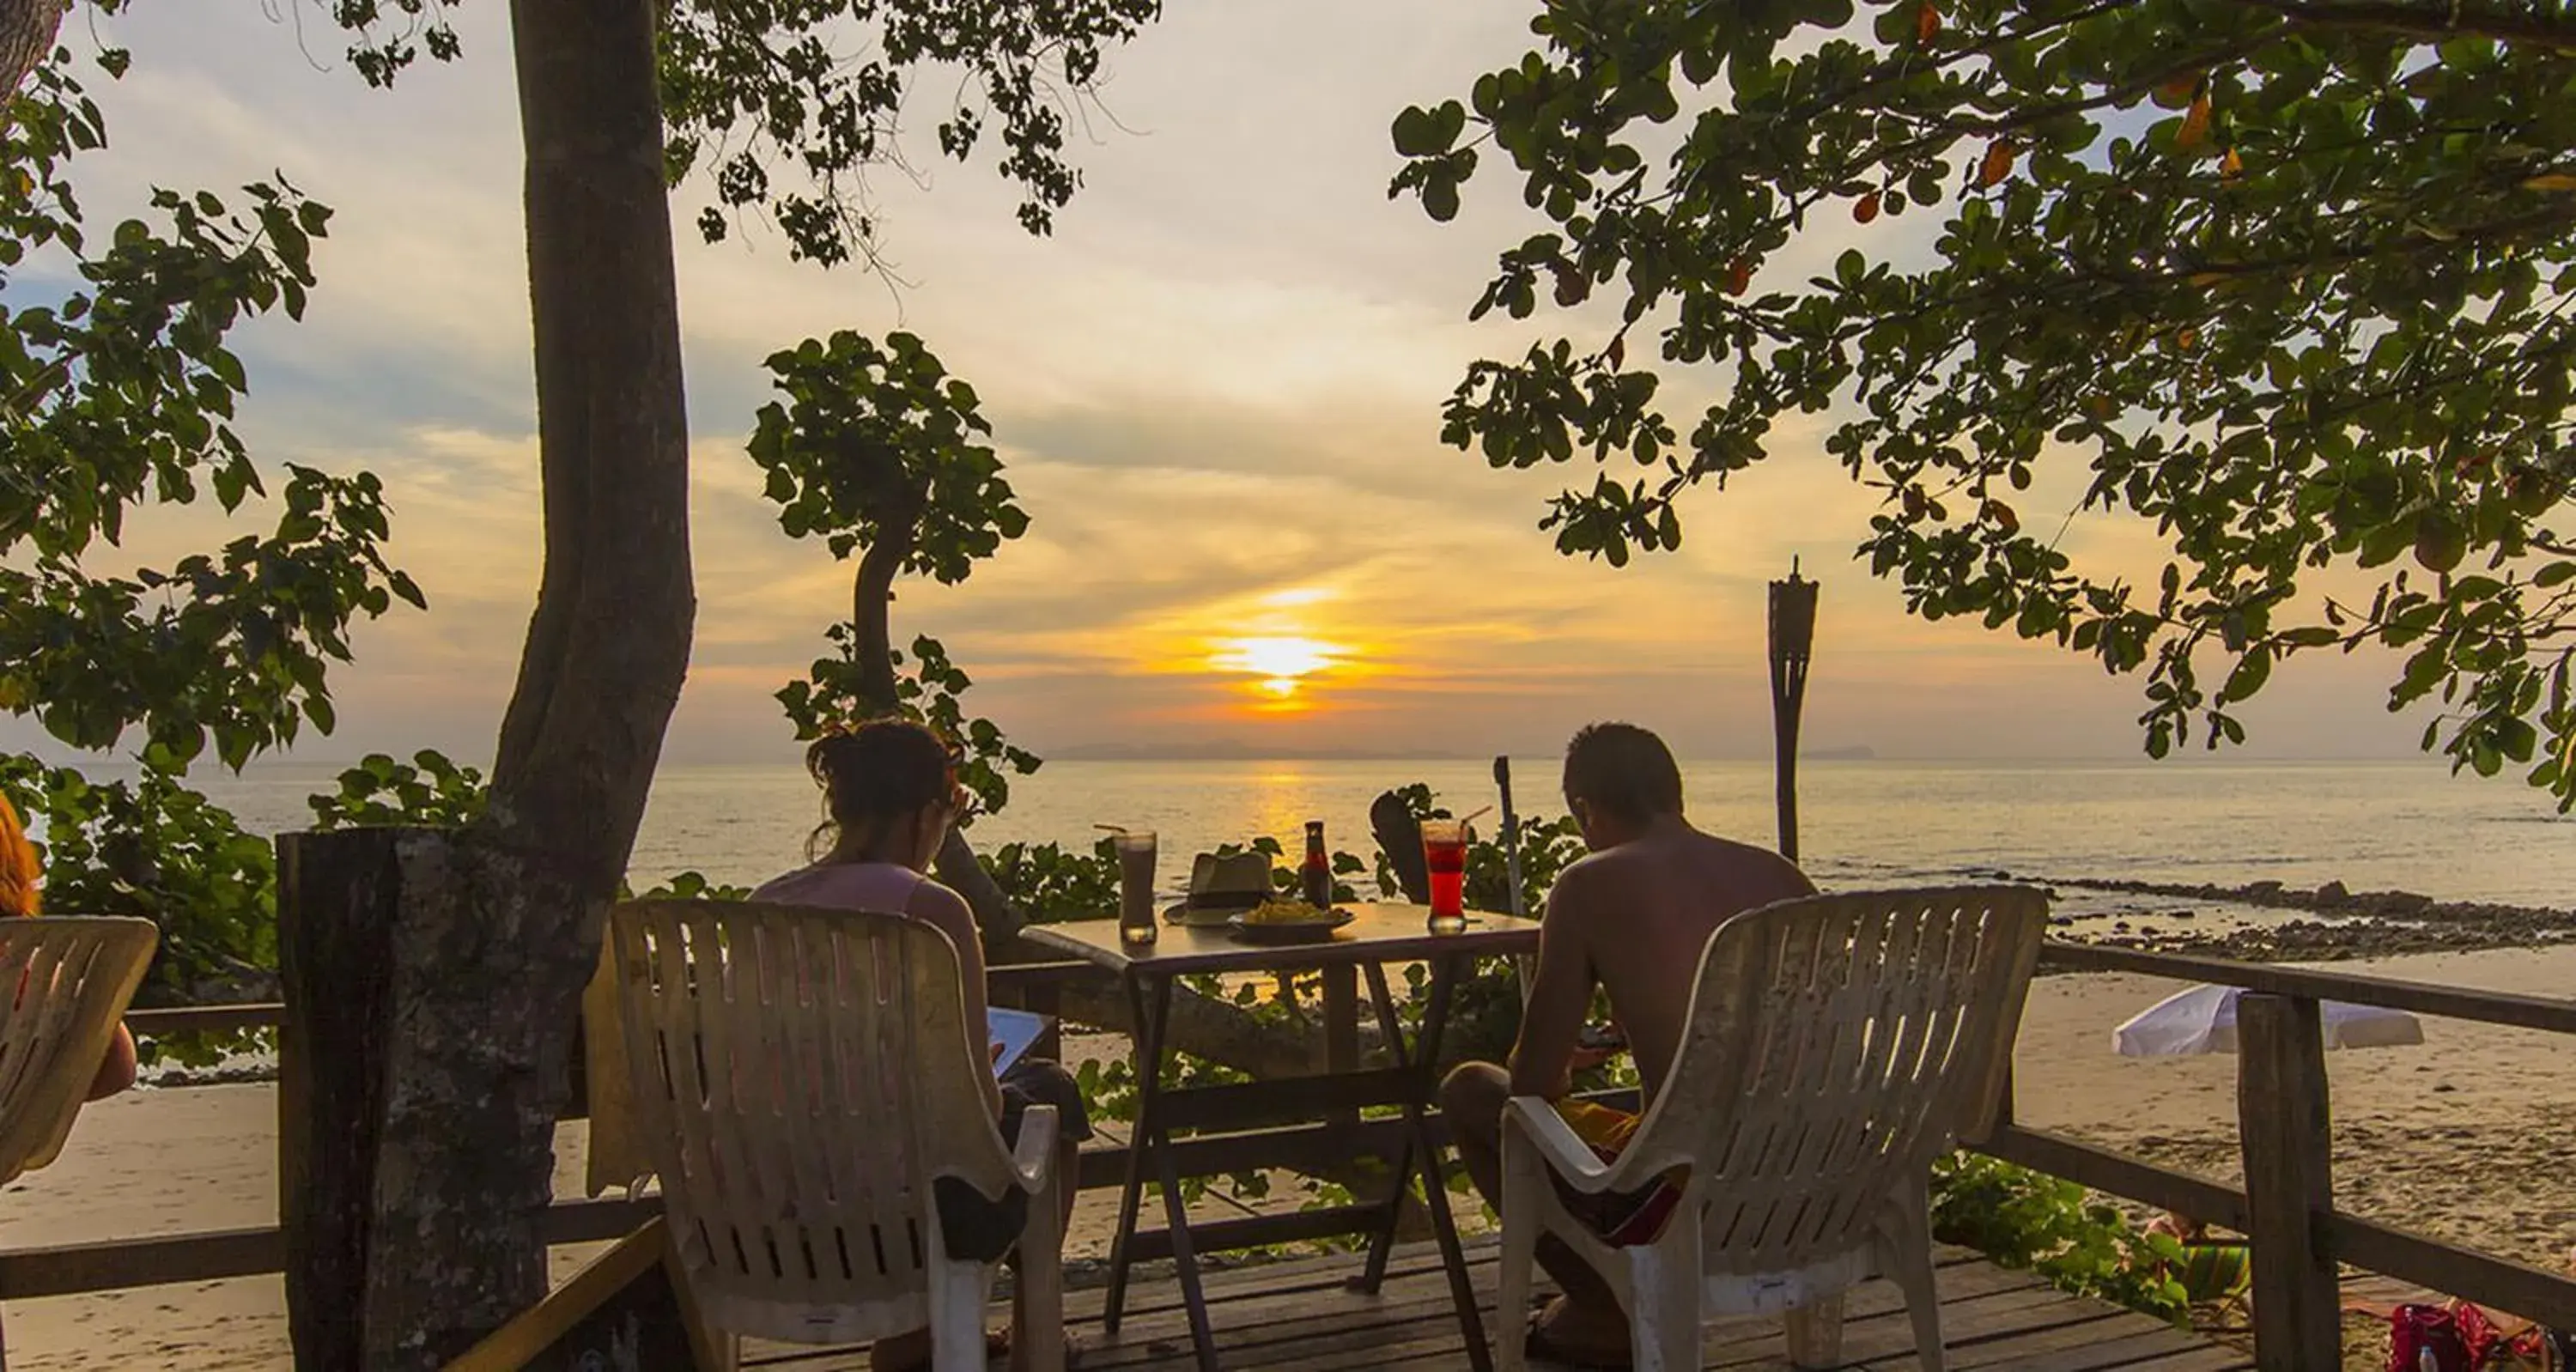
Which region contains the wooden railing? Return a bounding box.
[1978,942,2576,1370]
[2,956,1469,1301]
[16,939,2576,1372]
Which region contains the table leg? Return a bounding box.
[1105,974,1217,1371]
[1357,962,1416,1293]
[1381,955,1492,1372]
[1103,972,1169,1334]
[1157,1083,1219,1372]
[1321,963,1358,1130]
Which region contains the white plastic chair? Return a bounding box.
[606,900,1064,1372]
[0,915,157,1186]
[1494,886,2045,1372]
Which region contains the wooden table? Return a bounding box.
[1024,903,1540,1372]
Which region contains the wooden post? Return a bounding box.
[276,827,603,1369]
[1027,976,1063,1065]
[1768,563,1818,864]
[1323,966,1359,1130]
[277,828,403,1371]
[2237,993,2341,1371]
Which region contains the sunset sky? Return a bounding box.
[3,2,2440,767]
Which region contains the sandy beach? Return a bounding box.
[3,942,2570,1368]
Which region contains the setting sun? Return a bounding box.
[1215,636,1338,680]
[1209,635,1350,710]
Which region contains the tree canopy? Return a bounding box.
[0,37,418,771]
[0,15,424,1019]
[331,0,1161,267]
[1393,0,2576,799]
[751,330,1041,817]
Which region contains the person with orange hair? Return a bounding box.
[1,796,138,1100]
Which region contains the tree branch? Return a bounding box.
[2236,0,2576,50]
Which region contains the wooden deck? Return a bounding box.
[740,1238,2252,1370]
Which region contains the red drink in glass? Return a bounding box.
[1419,819,1469,933]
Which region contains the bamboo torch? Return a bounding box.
[1768,560,1818,863]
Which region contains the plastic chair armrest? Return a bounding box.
[1503,1096,1621,1194]
[1010,1103,1060,1193]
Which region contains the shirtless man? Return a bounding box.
[1439,722,1814,1367]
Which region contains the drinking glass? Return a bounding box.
[1420,819,1469,934]
[1115,831,1158,946]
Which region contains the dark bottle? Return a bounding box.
[1302,821,1333,908]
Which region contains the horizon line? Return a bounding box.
[19,749,2448,769]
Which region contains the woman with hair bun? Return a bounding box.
[0,795,139,1102]
[753,718,1089,1372]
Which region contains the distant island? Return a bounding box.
[1037,741,1885,763]
[1044,740,1475,762]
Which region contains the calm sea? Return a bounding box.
[140,756,2576,913]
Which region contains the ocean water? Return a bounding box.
[151,756,2576,911]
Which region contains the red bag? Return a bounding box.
[2392,1304,2475,1372]
[2387,1302,2549,1371]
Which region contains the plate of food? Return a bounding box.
[1228,898,1356,944]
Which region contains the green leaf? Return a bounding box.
[1392,106,1444,157]
[1422,173,1461,222]
[2221,649,2273,702]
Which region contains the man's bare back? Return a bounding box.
[1443,721,1814,1363]
[1510,816,1814,1102]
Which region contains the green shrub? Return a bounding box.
[1929,1152,2190,1323]
[307,750,489,829]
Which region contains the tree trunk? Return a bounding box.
[939,827,1028,946]
[850,481,922,713]
[488,0,693,878]
[0,0,64,103]
[288,1,693,1364]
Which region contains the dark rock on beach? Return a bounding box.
[2002,869,2576,964]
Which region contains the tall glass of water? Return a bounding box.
[1115,831,1158,946]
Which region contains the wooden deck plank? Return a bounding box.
[1965,1326,2251,1371]
[1698,1263,2057,1369]
[738,1237,2243,1370]
[1071,1245,2032,1372]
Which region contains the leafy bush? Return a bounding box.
[1371,781,1586,922]
[779,628,1042,820]
[307,750,489,829]
[631,871,751,902]
[1929,1152,2189,1323]
[0,755,276,1065]
[989,837,1120,925]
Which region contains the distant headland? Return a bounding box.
[1043,741,1474,762]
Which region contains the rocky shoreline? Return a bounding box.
[2008,871,2576,962]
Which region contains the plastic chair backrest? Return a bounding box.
[607,900,1017,1342]
[1618,885,2045,1275]
[0,916,157,1185]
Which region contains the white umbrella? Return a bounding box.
[2113,984,2425,1058]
